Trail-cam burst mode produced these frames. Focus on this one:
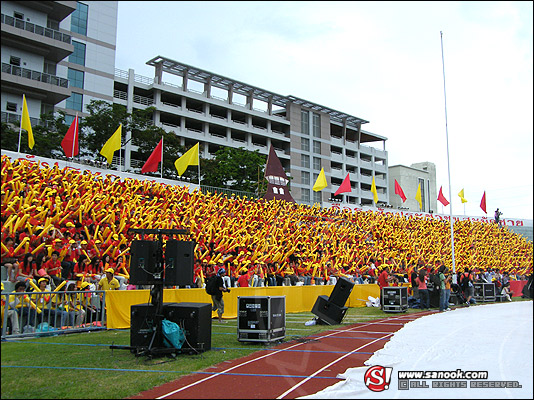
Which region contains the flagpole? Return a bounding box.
[441,31,457,280]
[18,95,24,153]
[71,113,78,161]
[160,136,163,179]
[119,124,122,174]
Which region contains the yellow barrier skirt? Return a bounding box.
[106,284,381,329]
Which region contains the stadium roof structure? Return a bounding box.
[146,55,370,129]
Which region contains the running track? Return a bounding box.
[129,310,436,399]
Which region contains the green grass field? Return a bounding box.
[1,301,526,399]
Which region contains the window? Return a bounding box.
[44,61,57,75]
[301,137,309,152]
[313,157,321,171]
[13,11,24,20]
[66,92,83,112]
[301,171,310,185]
[64,114,75,126]
[6,102,17,112]
[313,140,321,154]
[418,177,426,212]
[10,56,21,66]
[68,68,84,89]
[312,113,320,137]
[71,2,88,35]
[69,41,86,66]
[47,18,60,31]
[301,154,310,168]
[313,191,322,204]
[301,110,309,135]
[302,189,310,202]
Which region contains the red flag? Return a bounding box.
[437,186,449,207]
[394,179,407,202]
[334,173,352,196]
[141,138,163,173]
[480,191,487,214]
[61,115,79,157]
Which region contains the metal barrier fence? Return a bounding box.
[1,290,107,340]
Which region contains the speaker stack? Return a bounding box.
[129,240,195,286]
[311,277,354,325]
[130,302,211,354]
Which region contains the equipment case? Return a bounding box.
[237,296,285,342]
[381,286,408,313]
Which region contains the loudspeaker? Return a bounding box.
[311,295,348,325]
[130,303,165,348]
[163,302,212,352]
[164,240,195,286]
[130,240,160,285]
[328,277,355,307]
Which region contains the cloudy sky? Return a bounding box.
[115,1,533,220]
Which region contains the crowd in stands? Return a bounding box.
[1,154,532,316]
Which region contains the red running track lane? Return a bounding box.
[129,310,436,399]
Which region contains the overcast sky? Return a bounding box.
[115,1,533,220]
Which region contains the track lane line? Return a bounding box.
[155,312,420,399]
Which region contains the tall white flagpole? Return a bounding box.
[71,113,78,159]
[119,124,122,173]
[198,144,201,188]
[160,136,163,179]
[441,31,457,280]
[17,95,24,153]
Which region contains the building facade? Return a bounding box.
[388,162,437,213]
[2,1,388,207]
[1,1,118,127]
[114,56,389,206]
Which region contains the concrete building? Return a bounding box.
[1,1,118,127]
[388,162,437,213]
[114,56,389,206]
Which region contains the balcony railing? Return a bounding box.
[1,111,55,129]
[133,94,153,106]
[113,89,127,101]
[1,14,71,44]
[2,63,69,88]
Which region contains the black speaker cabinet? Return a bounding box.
[311,295,348,325]
[328,277,355,307]
[130,303,165,348]
[163,302,212,352]
[164,240,195,287]
[130,240,160,285]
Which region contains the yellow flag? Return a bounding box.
[100,124,122,164]
[21,95,35,149]
[312,168,327,192]
[415,183,422,210]
[174,143,199,176]
[458,188,468,203]
[371,175,379,203]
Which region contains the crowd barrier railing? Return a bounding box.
[1,290,107,340]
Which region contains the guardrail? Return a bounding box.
[1,13,71,44]
[1,289,107,340]
[1,63,69,88]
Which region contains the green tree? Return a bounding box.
[1,112,69,157]
[130,107,188,179]
[81,100,130,158]
[202,147,266,193]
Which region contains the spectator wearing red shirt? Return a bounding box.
[43,250,63,287]
[237,269,250,287]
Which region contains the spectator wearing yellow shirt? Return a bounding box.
[98,268,120,291]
